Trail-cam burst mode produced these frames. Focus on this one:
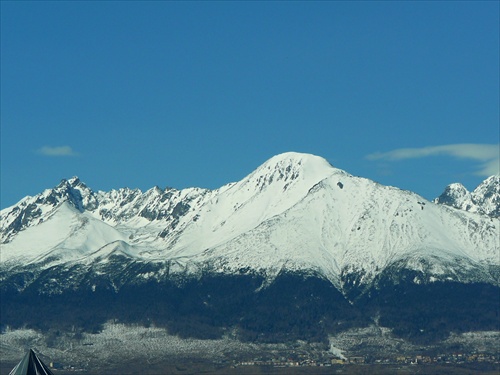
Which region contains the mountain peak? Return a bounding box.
[262,152,334,170]
[68,176,82,186]
[474,175,499,195]
[248,152,337,189]
[472,175,500,218]
[434,175,500,218]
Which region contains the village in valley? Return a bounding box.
[234,351,500,369]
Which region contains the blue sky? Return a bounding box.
[1,1,498,208]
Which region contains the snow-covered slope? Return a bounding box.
[1,152,499,291]
[1,202,131,265]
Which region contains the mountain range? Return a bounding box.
[1,152,499,345]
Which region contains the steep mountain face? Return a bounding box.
[434,175,500,218]
[1,152,499,344]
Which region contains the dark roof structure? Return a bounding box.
[9,349,54,375]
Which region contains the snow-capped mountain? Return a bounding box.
[1,152,499,346]
[434,175,500,218]
[1,152,499,289]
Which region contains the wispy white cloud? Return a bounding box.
[366,144,499,177]
[37,146,79,157]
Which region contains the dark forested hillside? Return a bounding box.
[2,269,499,345]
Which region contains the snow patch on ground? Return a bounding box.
[328,340,346,360]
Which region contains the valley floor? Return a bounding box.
[2,362,500,375]
[1,324,498,375]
